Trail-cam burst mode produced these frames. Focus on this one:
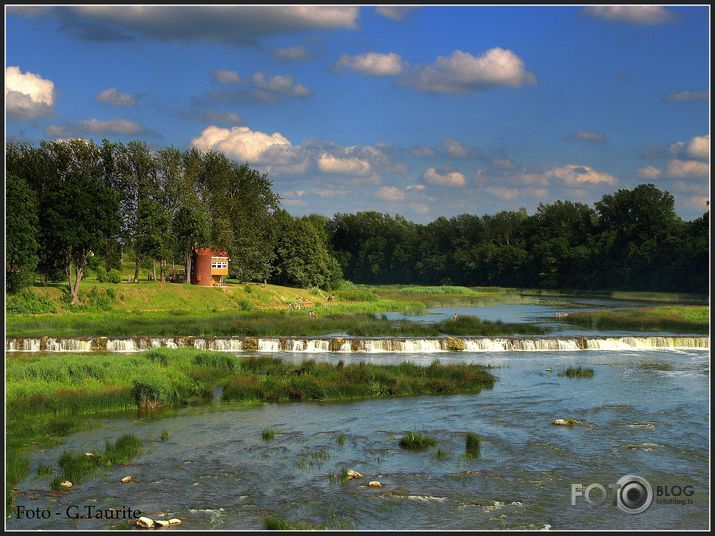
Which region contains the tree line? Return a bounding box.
[6,139,708,300]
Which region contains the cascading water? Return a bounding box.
[4,335,709,353]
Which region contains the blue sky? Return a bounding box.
[5,5,710,221]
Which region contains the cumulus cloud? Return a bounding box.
[424,167,466,187]
[14,6,359,46]
[317,153,372,176]
[335,52,404,76]
[376,185,406,201]
[664,90,709,102]
[406,183,426,191]
[96,87,135,106]
[583,6,674,24]
[410,145,435,157]
[670,134,710,161]
[252,72,311,97]
[191,125,293,162]
[401,48,536,94]
[665,159,710,179]
[565,130,606,143]
[441,138,472,157]
[636,165,663,180]
[5,66,55,119]
[213,70,241,84]
[274,46,309,61]
[375,6,416,20]
[546,164,617,186]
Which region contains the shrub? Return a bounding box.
[399,432,437,450]
[7,289,57,314]
[95,266,108,282]
[107,270,121,284]
[465,432,481,458]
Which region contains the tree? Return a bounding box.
[135,198,173,282]
[271,210,343,289]
[6,173,39,292]
[172,204,210,283]
[43,166,121,303]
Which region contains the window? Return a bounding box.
[211,262,228,269]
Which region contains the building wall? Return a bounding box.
[191,251,213,286]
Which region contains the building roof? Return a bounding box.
[193,246,228,257]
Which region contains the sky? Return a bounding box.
[5,5,710,222]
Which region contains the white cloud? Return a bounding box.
[191,125,293,162]
[566,130,606,143]
[492,158,516,170]
[410,145,435,157]
[317,153,372,176]
[46,118,147,136]
[583,6,674,24]
[335,52,404,76]
[252,72,310,97]
[664,90,708,102]
[636,166,663,180]
[442,138,471,157]
[375,186,406,201]
[670,134,709,161]
[96,87,135,106]
[5,66,55,119]
[484,186,548,201]
[424,167,466,187]
[274,46,309,61]
[665,159,710,179]
[547,164,618,186]
[402,48,536,94]
[375,7,416,20]
[213,70,241,84]
[406,183,425,191]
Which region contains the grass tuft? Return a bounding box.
[558,366,595,379]
[465,432,481,458]
[399,431,437,451]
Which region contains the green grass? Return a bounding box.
[56,434,142,486]
[160,430,171,441]
[465,432,481,458]
[564,306,709,333]
[6,349,495,508]
[262,513,353,531]
[558,367,595,379]
[7,308,546,337]
[36,464,53,477]
[261,428,275,441]
[336,434,347,446]
[399,432,438,451]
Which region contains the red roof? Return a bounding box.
[193,246,228,257]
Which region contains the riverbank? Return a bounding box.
[562,305,709,333]
[6,349,496,508]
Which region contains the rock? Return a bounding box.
[136,517,154,529]
[155,519,170,528]
[625,444,639,450]
[120,476,133,483]
[552,418,578,426]
[59,480,72,489]
[346,469,363,479]
[446,337,465,352]
[84,452,94,457]
[168,518,182,526]
[545,368,552,372]
[368,481,382,488]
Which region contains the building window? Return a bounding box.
[211,262,228,269]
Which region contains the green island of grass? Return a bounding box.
[562,305,709,333]
[6,348,495,508]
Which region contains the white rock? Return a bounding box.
[136,517,154,529]
[168,518,182,525]
[120,476,133,483]
[346,469,363,479]
[155,519,170,527]
[59,480,72,488]
[552,418,577,426]
[368,481,381,488]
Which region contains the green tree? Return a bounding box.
[172,204,210,283]
[6,173,39,292]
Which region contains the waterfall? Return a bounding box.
[5,335,709,353]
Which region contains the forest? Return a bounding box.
[6,139,709,299]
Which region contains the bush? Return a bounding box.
[95,266,108,282]
[107,270,121,284]
[7,289,57,314]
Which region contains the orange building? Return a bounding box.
[191,246,229,286]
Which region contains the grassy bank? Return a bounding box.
[521,288,708,305]
[563,306,709,333]
[6,309,547,337]
[6,348,496,507]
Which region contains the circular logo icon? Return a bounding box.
[616,474,653,515]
